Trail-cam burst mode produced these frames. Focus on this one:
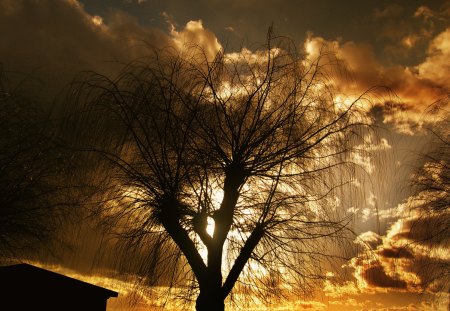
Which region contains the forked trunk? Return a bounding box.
[195,290,225,311]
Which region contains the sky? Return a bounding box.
[0,0,449,310]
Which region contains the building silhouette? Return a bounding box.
[0,263,118,310]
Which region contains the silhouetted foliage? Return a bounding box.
[0,68,73,260]
[66,32,374,310]
[409,95,450,292]
[413,97,450,213]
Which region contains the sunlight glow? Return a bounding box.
[92,15,103,26]
[334,94,358,111]
[211,188,224,208]
[206,216,215,236]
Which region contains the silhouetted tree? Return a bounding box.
[67,33,373,310]
[413,97,450,213]
[409,95,450,292]
[0,68,72,260]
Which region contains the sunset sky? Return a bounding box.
[1,0,449,310]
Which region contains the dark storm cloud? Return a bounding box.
[0,0,171,100]
[2,0,448,123]
[373,3,405,19]
[349,208,450,294]
[379,247,414,259]
[362,264,408,289]
[393,213,450,247]
[80,0,449,64]
[0,0,227,101]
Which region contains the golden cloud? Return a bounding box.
[0,0,175,100]
[169,20,222,61]
[323,279,360,298]
[0,0,225,101]
[416,27,450,90]
[354,231,382,249]
[414,6,435,21]
[346,203,449,297]
[303,31,449,134]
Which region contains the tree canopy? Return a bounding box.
[66,34,374,310]
[0,68,72,260]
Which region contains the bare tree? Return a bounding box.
[408,96,450,292]
[413,97,450,213]
[67,33,372,310]
[0,68,76,260]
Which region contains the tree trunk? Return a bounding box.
[195,290,225,311]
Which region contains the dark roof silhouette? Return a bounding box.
[0,263,118,310]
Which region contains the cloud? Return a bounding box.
[369,2,449,63]
[378,202,407,220]
[0,0,224,101]
[416,28,450,90]
[0,0,173,100]
[362,263,408,289]
[2,0,446,135]
[303,31,450,134]
[329,297,364,307]
[369,141,450,294]
[344,154,449,295]
[323,279,360,298]
[294,301,327,310]
[122,0,147,5]
[371,4,414,44]
[373,4,404,20]
[169,20,222,61]
[414,6,435,21]
[354,231,382,249]
[378,247,414,259]
[346,205,450,296]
